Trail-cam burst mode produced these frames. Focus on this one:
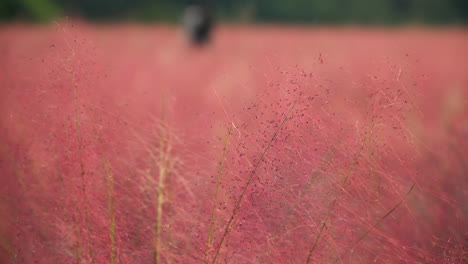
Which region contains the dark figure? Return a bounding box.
[182,0,213,45]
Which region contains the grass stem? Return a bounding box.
[211,96,301,264]
[104,162,117,264]
[204,125,233,263]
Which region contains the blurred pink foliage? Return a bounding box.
[0,23,466,264]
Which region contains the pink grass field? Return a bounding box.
[0,23,467,264]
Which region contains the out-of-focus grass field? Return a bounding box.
[0,23,467,264]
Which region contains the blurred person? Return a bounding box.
[182,0,213,45]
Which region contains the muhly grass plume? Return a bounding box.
[0,23,466,264]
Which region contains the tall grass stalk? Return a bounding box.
[71,68,91,263]
[58,25,93,262]
[204,125,233,263]
[104,162,117,264]
[154,90,173,264]
[211,97,301,264]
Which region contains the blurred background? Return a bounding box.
[1,0,467,25]
[1,1,467,264]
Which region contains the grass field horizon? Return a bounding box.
[0,23,466,264]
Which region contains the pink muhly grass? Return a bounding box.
[0,24,466,264]
[210,96,302,264]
